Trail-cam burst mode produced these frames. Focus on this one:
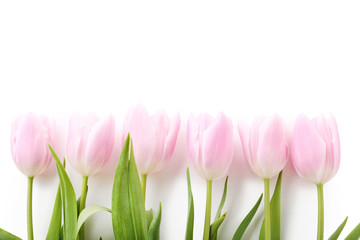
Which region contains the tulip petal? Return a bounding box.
[85,115,115,176]
[201,113,233,180]
[237,120,250,163]
[11,113,54,177]
[66,113,99,175]
[122,105,156,174]
[149,111,170,173]
[186,114,202,177]
[291,114,326,184]
[256,114,288,179]
[162,113,181,165]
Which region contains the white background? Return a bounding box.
[1,1,360,239]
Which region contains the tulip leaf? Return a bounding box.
[259,171,283,240]
[46,185,62,240]
[209,212,227,240]
[128,139,147,239]
[232,193,263,240]
[0,228,22,240]
[112,134,135,240]
[77,205,111,235]
[328,216,348,240]
[344,222,360,240]
[49,145,78,240]
[147,202,162,240]
[212,176,229,239]
[146,209,154,230]
[185,168,194,240]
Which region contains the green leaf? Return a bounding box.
[77,205,111,234]
[0,228,22,240]
[128,139,147,239]
[49,145,78,240]
[215,176,229,220]
[46,185,62,240]
[328,216,348,240]
[345,222,360,240]
[146,209,154,230]
[259,171,283,240]
[185,168,194,240]
[232,193,263,240]
[209,212,227,240]
[212,176,229,239]
[147,202,162,240]
[112,134,135,240]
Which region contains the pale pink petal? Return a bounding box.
[162,113,181,162]
[85,115,115,176]
[186,114,202,176]
[256,114,288,179]
[123,105,156,174]
[150,111,170,171]
[11,113,54,177]
[201,113,233,180]
[237,120,250,163]
[66,112,99,175]
[291,114,326,184]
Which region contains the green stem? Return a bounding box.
[203,180,212,240]
[79,175,89,240]
[27,177,34,240]
[264,178,271,240]
[317,184,324,240]
[141,174,148,201]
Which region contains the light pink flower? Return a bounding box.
[238,114,288,179]
[187,113,233,180]
[291,114,340,184]
[121,105,181,175]
[67,113,115,176]
[11,113,55,177]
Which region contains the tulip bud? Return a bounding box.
[238,114,288,179]
[187,113,233,180]
[121,105,181,175]
[11,112,55,177]
[291,114,340,184]
[66,113,115,176]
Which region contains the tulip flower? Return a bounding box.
[66,112,115,240]
[10,112,55,240]
[291,114,340,240]
[121,105,180,199]
[187,112,233,240]
[238,114,288,240]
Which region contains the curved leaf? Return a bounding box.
[259,171,283,240]
[147,202,162,240]
[146,209,154,230]
[49,145,78,240]
[210,212,227,240]
[185,168,194,240]
[232,193,263,240]
[77,205,111,234]
[0,228,22,240]
[111,134,135,240]
[328,216,348,240]
[345,222,360,240]
[128,139,147,239]
[46,185,62,240]
[212,176,229,239]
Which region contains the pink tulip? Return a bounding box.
[238,114,288,179]
[187,113,233,180]
[11,112,55,177]
[291,114,340,184]
[66,113,115,176]
[121,105,181,175]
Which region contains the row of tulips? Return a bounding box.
[1,105,360,240]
